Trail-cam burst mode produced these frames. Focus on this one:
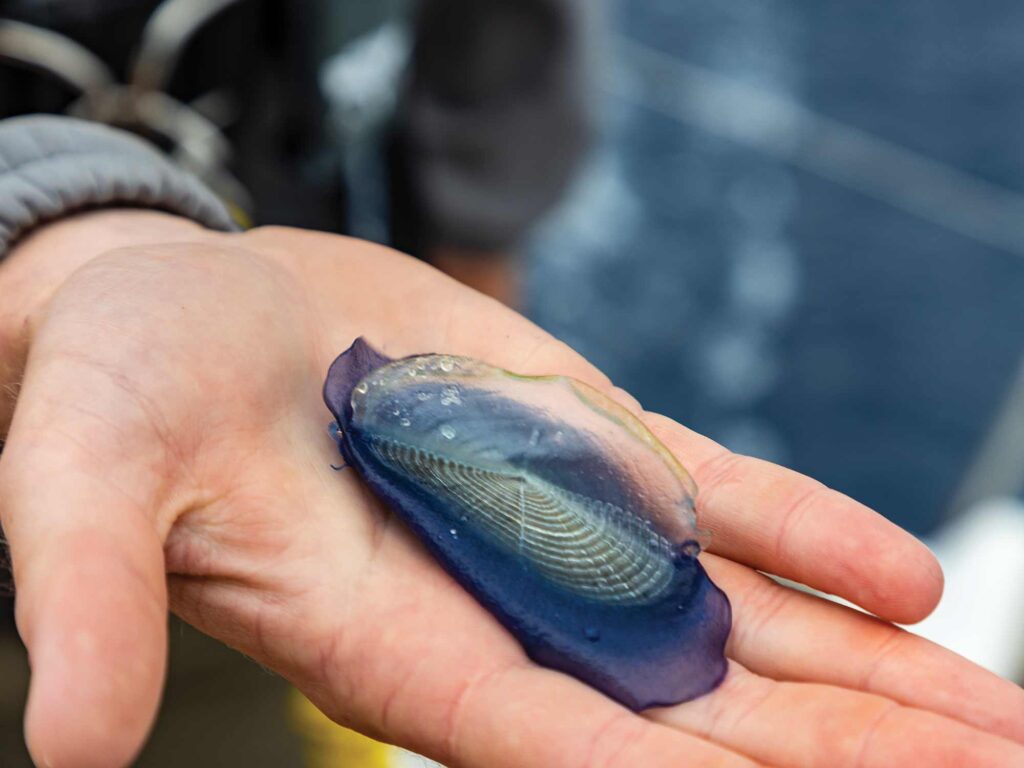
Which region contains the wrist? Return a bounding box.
[1,209,207,319]
[0,209,211,434]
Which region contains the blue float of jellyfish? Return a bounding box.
[323,338,731,710]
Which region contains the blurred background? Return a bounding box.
[1,0,1022,765]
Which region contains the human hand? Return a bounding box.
[0,213,1021,768]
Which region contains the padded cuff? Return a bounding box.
[0,115,238,259]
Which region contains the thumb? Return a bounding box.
[0,352,170,768]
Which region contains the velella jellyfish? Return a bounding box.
[323,338,731,710]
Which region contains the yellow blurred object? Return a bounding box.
[226,200,253,230]
[288,687,397,768]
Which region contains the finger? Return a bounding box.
[704,554,1024,744]
[643,413,943,623]
[651,663,1024,768]
[0,353,170,767]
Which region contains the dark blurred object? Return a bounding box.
[1,521,12,632]
[0,0,594,269]
[529,0,1024,537]
[0,618,29,767]
[0,0,344,231]
[390,0,592,259]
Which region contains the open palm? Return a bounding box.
[1,217,1021,768]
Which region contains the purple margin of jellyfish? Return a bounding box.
[323,338,731,711]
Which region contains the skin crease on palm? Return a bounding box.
[0,212,1021,768]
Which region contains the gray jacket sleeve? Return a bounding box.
[0,115,236,260]
[396,0,596,253]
